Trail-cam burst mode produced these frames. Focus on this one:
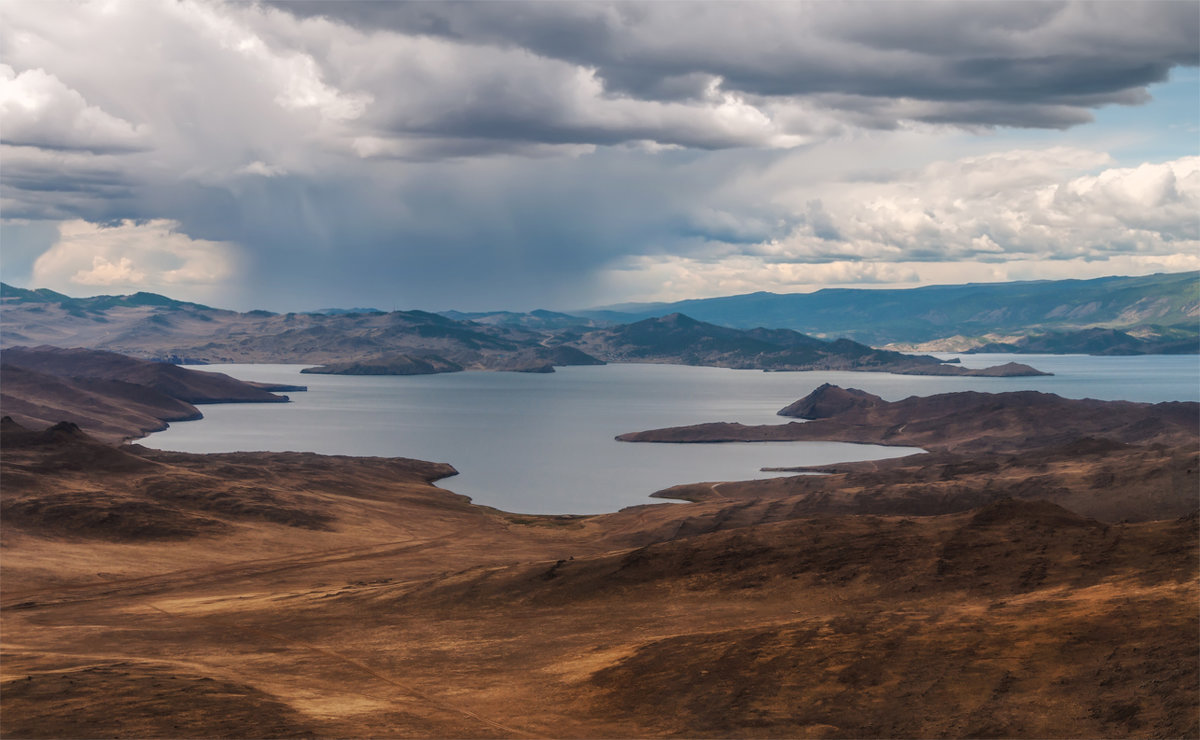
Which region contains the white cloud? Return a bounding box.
[593,149,1200,304]
[32,219,240,301]
[0,0,369,185]
[755,150,1200,265]
[71,255,144,285]
[171,0,371,123]
[0,64,147,152]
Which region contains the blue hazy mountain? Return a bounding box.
[584,271,1199,348]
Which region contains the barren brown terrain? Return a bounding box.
[2,362,1197,737]
[0,347,297,443]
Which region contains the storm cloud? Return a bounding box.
[1,0,1197,310]
[274,1,1197,131]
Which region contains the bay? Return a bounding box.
[145,355,1198,514]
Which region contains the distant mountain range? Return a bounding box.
[965,327,1199,356]
[0,282,592,371]
[1,282,1044,376]
[3,272,1194,370]
[583,271,1200,350]
[558,313,1045,375]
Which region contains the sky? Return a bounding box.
[0,0,1197,312]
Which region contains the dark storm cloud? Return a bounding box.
[0,147,139,220]
[153,148,763,310]
[911,102,1094,130]
[273,0,1199,133]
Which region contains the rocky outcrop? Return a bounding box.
[778,383,883,418]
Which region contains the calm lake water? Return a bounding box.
[146,355,1199,514]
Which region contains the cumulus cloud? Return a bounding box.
[0,64,148,152]
[754,151,1200,265]
[593,150,1200,303]
[1,0,369,177]
[32,219,240,301]
[71,255,144,286]
[177,1,370,123]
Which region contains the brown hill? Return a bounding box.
[777,382,882,418]
[0,365,202,442]
[0,416,458,543]
[0,346,293,442]
[1,346,290,404]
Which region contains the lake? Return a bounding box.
[145,355,1199,514]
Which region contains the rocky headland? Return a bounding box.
[0,346,296,442]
